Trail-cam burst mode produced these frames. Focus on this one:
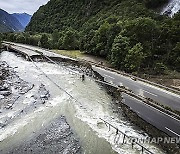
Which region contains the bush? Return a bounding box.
[153,62,167,74]
[40,34,49,48]
[144,0,169,8]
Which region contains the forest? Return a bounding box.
[1,0,180,74]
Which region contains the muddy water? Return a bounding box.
[0,51,165,154]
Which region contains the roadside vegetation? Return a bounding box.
[1,0,180,76]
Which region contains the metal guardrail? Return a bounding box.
[100,118,154,154]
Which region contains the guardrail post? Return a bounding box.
[142,147,144,154]
[116,128,118,135]
[99,118,154,154]
[122,134,126,144]
[132,140,135,149]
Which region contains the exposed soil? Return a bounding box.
[148,77,180,90]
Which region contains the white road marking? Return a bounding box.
[165,127,180,137]
[123,93,180,123]
[137,80,180,99]
[103,74,115,80]
[93,65,180,99]
[142,90,157,97]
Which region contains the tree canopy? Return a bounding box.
[1,0,179,74]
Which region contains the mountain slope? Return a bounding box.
[0,9,24,32]
[26,0,159,33]
[23,0,180,73]
[12,13,32,28]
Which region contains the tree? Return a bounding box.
[7,33,16,42]
[24,33,31,44]
[153,62,167,75]
[110,34,130,69]
[82,22,122,57]
[16,35,26,43]
[52,29,60,48]
[144,0,169,8]
[124,43,144,72]
[168,42,180,70]
[29,35,41,46]
[40,34,49,48]
[62,28,79,50]
[79,30,96,53]
[122,17,161,68]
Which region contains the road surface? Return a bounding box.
[123,93,180,137]
[93,66,180,112]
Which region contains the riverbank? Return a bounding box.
[0,61,34,111]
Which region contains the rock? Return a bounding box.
[0,91,11,96]
[5,104,13,109]
[0,95,4,99]
[0,123,6,128]
[19,91,26,94]
[0,83,9,91]
[40,94,46,98]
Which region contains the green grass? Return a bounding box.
[52,50,84,59]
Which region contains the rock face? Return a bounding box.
[7,116,81,154]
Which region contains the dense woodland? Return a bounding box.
[0,0,180,74]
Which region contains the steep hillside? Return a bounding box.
[0,9,24,32]
[12,13,32,28]
[0,23,12,32]
[26,0,157,33]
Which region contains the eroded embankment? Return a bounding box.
[94,69,180,154]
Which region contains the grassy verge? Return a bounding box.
[52,50,84,59]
